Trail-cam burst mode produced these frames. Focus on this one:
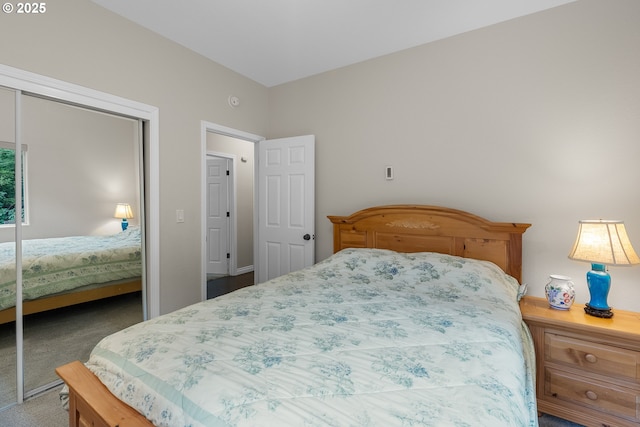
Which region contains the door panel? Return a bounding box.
[0,87,17,409]
[20,95,144,400]
[0,72,153,409]
[257,135,315,283]
[207,157,229,275]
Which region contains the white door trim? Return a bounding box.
[200,121,264,301]
[0,64,160,320]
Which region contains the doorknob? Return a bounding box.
[303,234,311,241]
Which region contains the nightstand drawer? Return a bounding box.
[545,368,640,422]
[545,333,640,383]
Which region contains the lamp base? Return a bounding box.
[584,303,613,318]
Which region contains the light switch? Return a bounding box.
[176,209,184,223]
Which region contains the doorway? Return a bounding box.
[202,123,258,300]
[200,122,316,299]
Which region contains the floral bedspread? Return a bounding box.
[0,226,141,310]
[86,248,537,427]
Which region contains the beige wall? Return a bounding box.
[0,0,269,314]
[206,133,255,270]
[2,0,639,314]
[0,87,15,143]
[268,0,640,312]
[0,95,140,242]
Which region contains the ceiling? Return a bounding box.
[91,0,576,87]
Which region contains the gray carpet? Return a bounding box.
[0,386,67,427]
[0,292,143,406]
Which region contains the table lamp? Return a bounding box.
[568,220,640,318]
[114,203,134,231]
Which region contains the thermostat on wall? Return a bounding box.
[385,166,393,180]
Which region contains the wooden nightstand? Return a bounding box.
[520,296,640,427]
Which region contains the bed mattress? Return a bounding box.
[0,226,141,310]
[86,248,537,426]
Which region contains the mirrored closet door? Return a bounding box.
[0,86,17,409]
[0,85,147,406]
[21,95,145,396]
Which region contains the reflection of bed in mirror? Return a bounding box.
[56,205,535,427]
[0,226,142,325]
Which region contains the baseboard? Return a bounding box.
[234,265,254,276]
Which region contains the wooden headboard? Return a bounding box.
[328,205,531,283]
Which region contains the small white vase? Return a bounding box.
[545,275,575,310]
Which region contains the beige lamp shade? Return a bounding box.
[568,220,640,265]
[114,203,134,220]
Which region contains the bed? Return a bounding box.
[56,205,533,427]
[0,226,142,324]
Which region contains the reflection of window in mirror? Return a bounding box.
[0,142,28,226]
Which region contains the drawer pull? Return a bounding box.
[584,353,597,363]
[585,390,598,401]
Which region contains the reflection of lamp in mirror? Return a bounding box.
[568,220,640,318]
[114,203,134,231]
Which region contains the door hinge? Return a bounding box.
[226,253,230,259]
[226,211,230,217]
[226,170,230,176]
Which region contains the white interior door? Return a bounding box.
[207,157,229,275]
[257,135,315,283]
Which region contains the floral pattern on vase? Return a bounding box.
[545,274,575,310]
